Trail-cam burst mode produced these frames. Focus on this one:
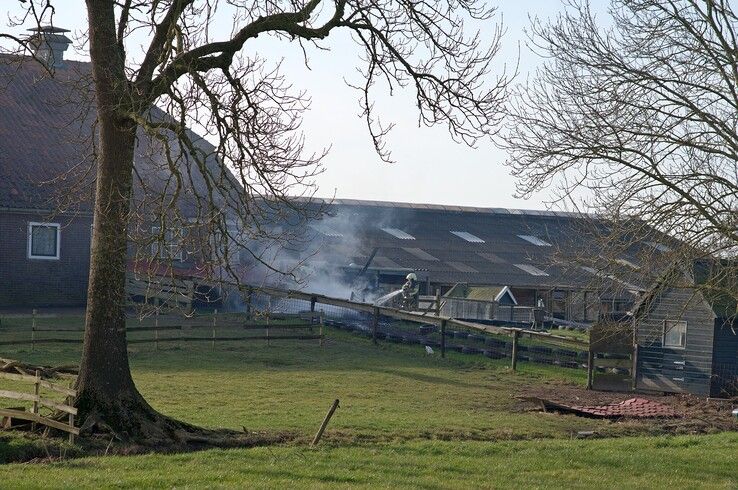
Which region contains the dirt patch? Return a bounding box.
[516,383,738,435]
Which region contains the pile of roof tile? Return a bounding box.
[533,397,678,418]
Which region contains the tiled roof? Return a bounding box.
[534,397,678,418]
[292,200,660,290]
[0,55,221,214]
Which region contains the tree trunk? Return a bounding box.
[75,0,153,438]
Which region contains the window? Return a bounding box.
[663,320,687,348]
[450,231,485,243]
[380,227,415,240]
[151,226,183,261]
[517,234,552,247]
[28,222,60,260]
[513,263,549,276]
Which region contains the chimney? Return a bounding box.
[27,26,72,68]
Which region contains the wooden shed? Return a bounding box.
[632,264,738,397]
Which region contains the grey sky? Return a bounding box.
[2,1,610,209]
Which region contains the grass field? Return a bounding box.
[1,322,737,488]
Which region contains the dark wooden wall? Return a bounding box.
[634,287,716,396]
[711,318,738,396]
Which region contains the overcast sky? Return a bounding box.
[3,1,610,210]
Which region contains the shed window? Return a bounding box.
[28,222,60,260]
[663,320,687,348]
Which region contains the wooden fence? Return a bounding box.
[0,311,325,350]
[0,366,78,443]
[242,284,589,372]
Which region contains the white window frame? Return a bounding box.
[663,320,687,349]
[27,222,61,260]
[151,226,184,262]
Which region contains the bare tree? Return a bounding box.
[502,0,738,313]
[2,1,507,444]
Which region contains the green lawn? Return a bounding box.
[1,325,736,488]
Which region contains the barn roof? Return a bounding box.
[285,199,670,292]
[0,55,226,215]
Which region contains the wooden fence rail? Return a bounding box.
[0,313,325,350]
[0,371,78,443]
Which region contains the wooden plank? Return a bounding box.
[39,397,78,415]
[0,373,76,397]
[0,389,38,403]
[0,409,79,435]
[0,371,38,383]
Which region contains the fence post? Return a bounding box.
[245,287,253,321]
[266,297,271,347]
[435,289,441,317]
[67,379,75,444]
[310,296,317,313]
[586,346,594,390]
[154,308,159,351]
[631,344,639,391]
[511,330,519,371]
[372,307,379,345]
[212,308,218,350]
[31,309,37,352]
[440,319,446,358]
[319,312,324,347]
[31,369,40,432]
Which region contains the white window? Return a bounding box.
[663,320,687,348]
[450,231,485,243]
[513,263,549,276]
[381,227,415,240]
[27,222,60,260]
[151,226,183,261]
[517,234,552,247]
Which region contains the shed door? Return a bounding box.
[661,320,688,388]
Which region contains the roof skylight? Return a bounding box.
[381,227,415,240]
[517,235,552,247]
[447,261,478,273]
[513,263,549,276]
[477,252,505,263]
[580,266,641,291]
[450,231,485,243]
[614,258,640,270]
[310,224,344,238]
[402,247,438,261]
[645,241,671,253]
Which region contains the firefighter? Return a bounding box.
[401,272,420,310]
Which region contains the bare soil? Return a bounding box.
[516,383,738,435]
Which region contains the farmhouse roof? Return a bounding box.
[0,55,226,214]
